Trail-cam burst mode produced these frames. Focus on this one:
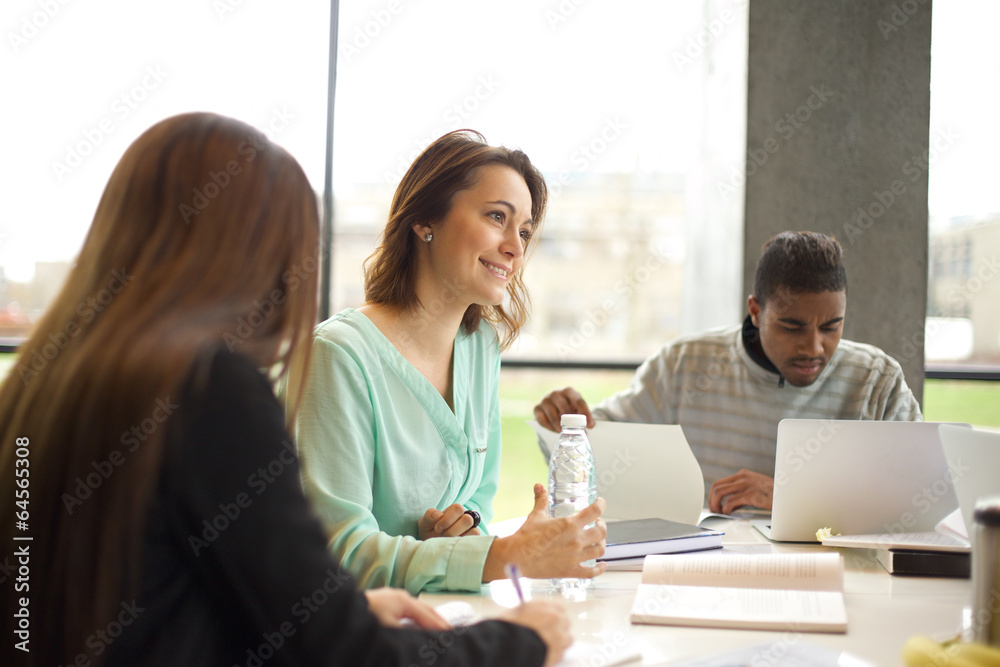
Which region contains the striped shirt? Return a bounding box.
[592,320,922,489]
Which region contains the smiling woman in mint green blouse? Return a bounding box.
[292,130,607,595]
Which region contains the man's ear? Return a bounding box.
[748,295,762,328]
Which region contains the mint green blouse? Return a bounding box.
[292,309,501,594]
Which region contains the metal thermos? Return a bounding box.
[972,495,1000,646]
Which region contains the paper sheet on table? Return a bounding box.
[817,508,972,553]
[529,420,705,525]
[936,507,969,542]
[433,601,643,667]
[664,640,874,666]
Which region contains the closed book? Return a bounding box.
[875,549,970,578]
[600,518,723,561]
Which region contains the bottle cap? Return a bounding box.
[560,414,587,428]
[974,495,1000,527]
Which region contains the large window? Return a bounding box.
[926,1,1000,369]
[5,1,995,375]
[329,0,748,361]
[1,0,330,340]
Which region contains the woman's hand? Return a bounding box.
[498,600,572,667]
[483,483,606,582]
[418,503,482,539]
[364,588,451,629]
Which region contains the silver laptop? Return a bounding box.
[753,419,969,542]
[938,424,1000,537]
[530,420,706,525]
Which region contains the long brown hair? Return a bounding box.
[0,113,319,665]
[363,130,547,350]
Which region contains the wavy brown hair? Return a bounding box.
[0,113,319,666]
[363,130,547,350]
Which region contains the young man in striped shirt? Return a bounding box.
[533,231,921,514]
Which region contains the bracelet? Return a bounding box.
[463,509,481,529]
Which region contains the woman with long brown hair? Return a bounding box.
[0,114,570,666]
[293,130,606,594]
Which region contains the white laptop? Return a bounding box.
[530,420,706,525]
[938,424,1000,538]
[753,419,969,542]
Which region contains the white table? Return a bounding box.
[420,518,971,666]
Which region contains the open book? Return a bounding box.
[629,552,847,633]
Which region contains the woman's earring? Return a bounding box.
[424,233,433,243]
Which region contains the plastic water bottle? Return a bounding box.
[548,413,597,591]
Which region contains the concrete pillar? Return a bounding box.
[743,0,932,403]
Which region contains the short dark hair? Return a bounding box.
[753,231,847,307]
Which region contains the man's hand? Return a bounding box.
[533,387,595,432]
[708,469,774,514]
[418,503,482,539]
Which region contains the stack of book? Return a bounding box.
[599,518,724,568]
[819,530,970,578]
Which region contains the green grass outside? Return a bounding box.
[1,352,996,522]
[493,369,632,521]
[0,354,15,383]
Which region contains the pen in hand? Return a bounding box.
[505,563,526,603]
